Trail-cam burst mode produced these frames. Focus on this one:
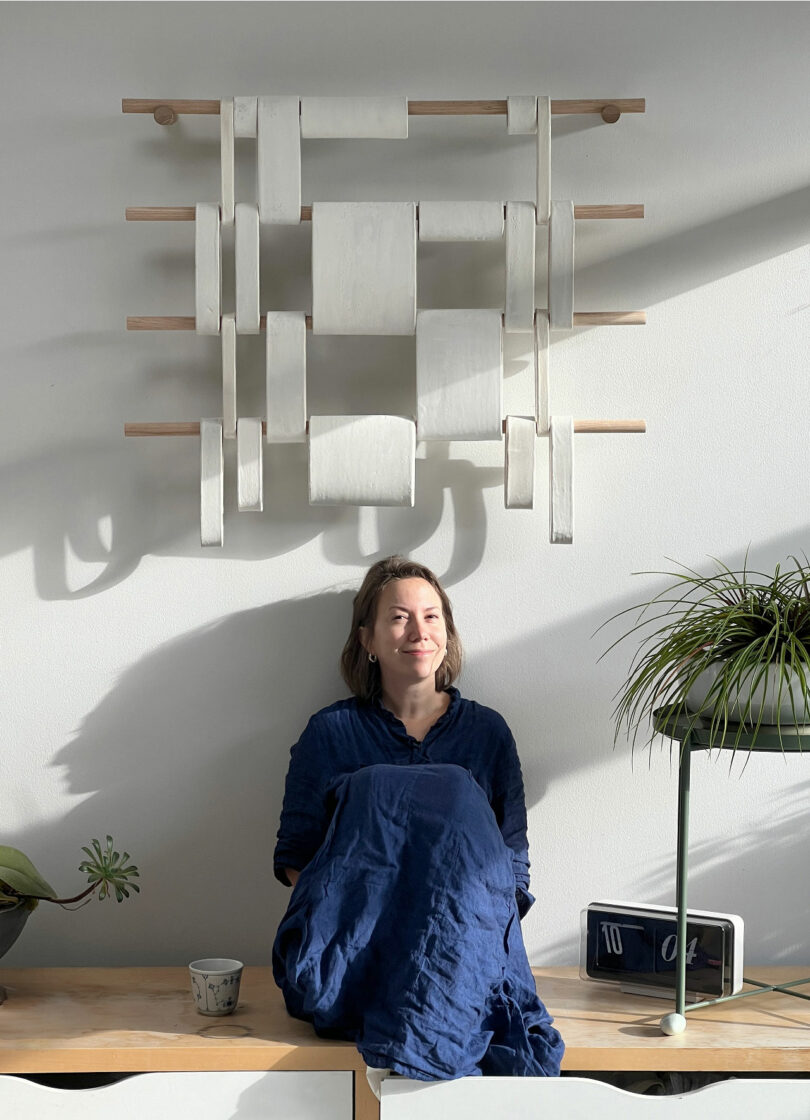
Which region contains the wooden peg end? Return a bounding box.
[153,104,178,126]
[600,103,621,124]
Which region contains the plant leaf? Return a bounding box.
[0,846,56,899]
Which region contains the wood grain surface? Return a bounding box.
[2,967,810,1075]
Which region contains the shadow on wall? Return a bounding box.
[8,534,809,967]
[7,178,808,598]
[0,442,148,600]
[6,591,353,967]
[3,439,503,600]
[635,774,810,966]
[539,775,810,969]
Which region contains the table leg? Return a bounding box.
[355,1069,381,1120]
[675,734,691,1019]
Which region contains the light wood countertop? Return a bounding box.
[1,966,809,1075]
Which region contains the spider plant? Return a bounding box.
[601,555,810,752]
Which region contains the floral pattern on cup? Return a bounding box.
[189,958,243,1016]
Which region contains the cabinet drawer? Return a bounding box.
[381,1076,810,1120]
[0,1071,352,1119]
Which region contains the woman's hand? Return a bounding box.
[286,867,301,887]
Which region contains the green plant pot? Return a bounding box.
[686,664,810,725]
[0,901,31,960]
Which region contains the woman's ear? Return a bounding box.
[359,626,373,655]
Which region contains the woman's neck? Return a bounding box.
[380,680,447,722]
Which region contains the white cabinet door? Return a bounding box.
[0,1071,352,1119]
[381,1075,810,1120]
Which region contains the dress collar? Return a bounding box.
[370,686,460,742]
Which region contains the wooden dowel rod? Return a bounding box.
[571,311,646,325]
[575,204,644,220]
[123,99,222,115]
[574,419,646,433]
[126,207,197,222]
[126,310,646,331]
[122,98,645,118]
[127,204,643,222]
[125,419,646,437]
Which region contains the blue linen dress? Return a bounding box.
[272,689,564,1079]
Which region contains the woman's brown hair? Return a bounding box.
[340,556,462,700]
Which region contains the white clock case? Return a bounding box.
[580,900,744,1001]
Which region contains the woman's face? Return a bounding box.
[363,578,448,690]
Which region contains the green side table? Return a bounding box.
[653,708,810,1035]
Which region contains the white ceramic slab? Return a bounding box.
[507,95,537,134]
[418,201,504,242]
[300,96,408,138]
[266,311,307,443]
[536,95,551,223]
[200,418,224,547]
[0,1071,352,1120]
[237,417,263,511]
[380,1075,810,1120]
[548,199,575,330]
[257,95,301,225]
[235,202,260,334]
[550,413,574,544]
[534,311,550,434]
[233,95,258,139]
[308,415,415,506]
[221,312,236,440]
[416,309,503,441]
[312,202,416,335]
[194,203,220,335]
[219,98,235,227]
[505,200,536,332]
[504,415,535,509]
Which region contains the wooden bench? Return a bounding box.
[1,967,809,1119]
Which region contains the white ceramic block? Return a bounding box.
[257,96,301,225]
[550,414,574,544]
[548,199,575,330]
[194,203,220,335]
[233,95,257,139]
[505,201,536,332]
[221,313,237,440]
[235,203,260,334]
[534,312,550,434]
[418,201,504,242]
[220,98,235,226]
[416,310,503,441]
[200,418,224,547]
[505,416,535,509]
[266,311,307,443]
[237,417,263,512]
[300,96,408,138]
[507,95,537,134]
[536,95,551,223]
[309,415,415,506]
[312,202,416,335]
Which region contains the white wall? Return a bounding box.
[2,1,809,971]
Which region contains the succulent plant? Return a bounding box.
[0,836,139,910]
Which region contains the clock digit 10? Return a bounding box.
[580,901,744,1000]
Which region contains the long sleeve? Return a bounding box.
[273,716,333,885]
[489,731,534,918]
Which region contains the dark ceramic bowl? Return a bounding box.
[0,901,32,960]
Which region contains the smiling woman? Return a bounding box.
[271,556,564,1081]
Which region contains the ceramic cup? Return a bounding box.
[188,958,244,1016]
